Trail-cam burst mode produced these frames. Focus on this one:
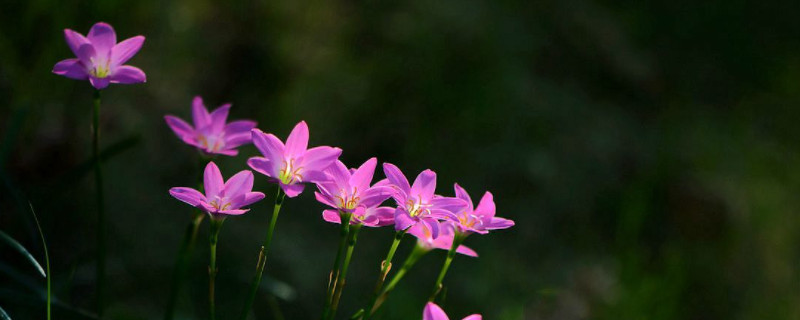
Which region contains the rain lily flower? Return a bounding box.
[316,158,395,227]
[423,302,482,320]
[248,121,342,198]
[164,96,257,156]
[382,163,466,239]
[408,221,477,257]
[52,22,146,89]
[169,162,265,217]
[451,183,515,234]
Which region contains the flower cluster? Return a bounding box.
[53,21,515,320]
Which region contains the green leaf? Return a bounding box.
[0,305,10,320]
[0,230,44,277]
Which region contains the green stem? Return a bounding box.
[322,211,353,320]
[369,244,429,317]
[239,188,286,320]
[362,230,405,320]
[30,204,50,320]
[164,212,205,320]
[92,89,106,317]
[329,223,362,320]
[428,235,465,302]
[209,217,224,320]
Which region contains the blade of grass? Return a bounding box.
[0,305,10,320]
[29,203,50,320]
[0,230,45,277]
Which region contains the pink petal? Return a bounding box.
[453,183,473,212]
[322,209,342,224]
[431,197,468,214]
[252,129,285,162]
[349,157,377,191]
[109,65,146,84]
[87,22,116,58]
[302,170,330,183]
[394,209,415,231]
[285,121,309,157]
[192,96,211,128]
[281,183,305,198]
[110,35,144,67]
[382,163,411,196]
[410,169,436,201]
[218,209,249,215]
[326,160,351,189]
[423,303,449,320]
[300,146,341,172]
[169,187,207,207]
[164,115,196,143]
[359,186,393,208]
[223,170,254,198]
[204,161,224,199]
[64,29,90,57]
[209,103,231,132]
[421,217,440,239]
[368,207,396,227]
[315,191,337,208]
[462,315,482,320]
[484,217,514,230]
[76,44,96,67]
[230,192,265,209]
[89,76,110,89]
[473,192,495,218]
[52,58,88,80]
[247,157,276,179]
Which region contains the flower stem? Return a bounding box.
[92,89,106,317]
[329,223,362,320]
[428,235,465,302]
[368,244,428,317]
[239,188,285,320]
[208,217,224,320]
[164,212,205,320]
[321,211,353,320]
[362,230,405,319]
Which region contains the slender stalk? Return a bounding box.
[321,211,352,320]
[428,235,465,302]
[164,212,205,320]
[30,203,50,320]
[329,223,362,320]
[92,89,106,317]
[208,217,224,320]
[362,230,405,319]
[239,188,286,320]
[368,244,429,317]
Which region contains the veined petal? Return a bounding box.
[429,209,459,221]
[247,157,276,178]
[326,160,351,189]
[223,170,254,198]
[169,187,207,207]
[382,163,411,196]
[52,58,89,80]
[484,216,514,230]
[423,303,449,320]
[453,183,473,212]
[87,22,116,58]
[209,103,231,133]
[302,170,329,183]
[64,29,90,56]
[251,129,285,162]
[431,197,468,214]
[473,192,496,218]
[230,192,265,209]
[110,35,144,67]
[410,169,436,201]
[359,186,393,208]
[109,65,146,84]
[300,146,341,172]
[204,162,224,199]
[192,96,211,128]
[315,191,337,208]
[89,76,110,89]
[350,157,377,191]
[285,121,309,157]
[164,115,195,142]
[281,183,305,198]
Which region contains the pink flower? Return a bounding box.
[450,184,515,235]
[52,22,146,89]
[164,96,257,156]
[423,302,482,320]
[169,162,265,217]
[382,163,467,239]
[315,158,395,227]
[408,221,477,257]
[248,121,342,198]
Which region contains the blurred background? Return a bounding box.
[2,0,800,319]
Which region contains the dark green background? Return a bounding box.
[2,0,800,319]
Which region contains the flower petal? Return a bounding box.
[209,103,231,133]
[52,58,88,80]
[87,22,116,58]
[230,192,265,209]
[421,217,440,239]
[169,187,207,208]
[453,183,473,212]
[223,170,254,198]
[110,35,144,67]
[410,169,436,201]
[64,29,90,56]
[431,197,468,214]
[322,209,342,224]
[315,191,337,208]
[359,186,393,208]
[285,121,309,157]
[367,206,396,227]
[302,170,330,183]
[394,209,415,231]
[382,163,411,197]
[247,157,276,179]
[350,157,377,191]
[109,65,146,84]
[473,192,495,218]
[204,161,224,199]
[164,115,196,143]
[423,303,449,320]
[89,76,110,89]
[300,146,342,172]
[252,129,285,162]
[218,209,249,215]
[192,96,211,128]
[462,315,482,320]
[76,44,96,67]
[281,183,305,198]
[326,160,351,189]
[484,216,515,230]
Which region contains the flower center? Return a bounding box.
[209,196,232,211]
[406,197,430,217]
[335,188,360,210]
[198,133,225,153]
[278,158,303,185]
[90,58,111,78]
[458,212,481,229]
